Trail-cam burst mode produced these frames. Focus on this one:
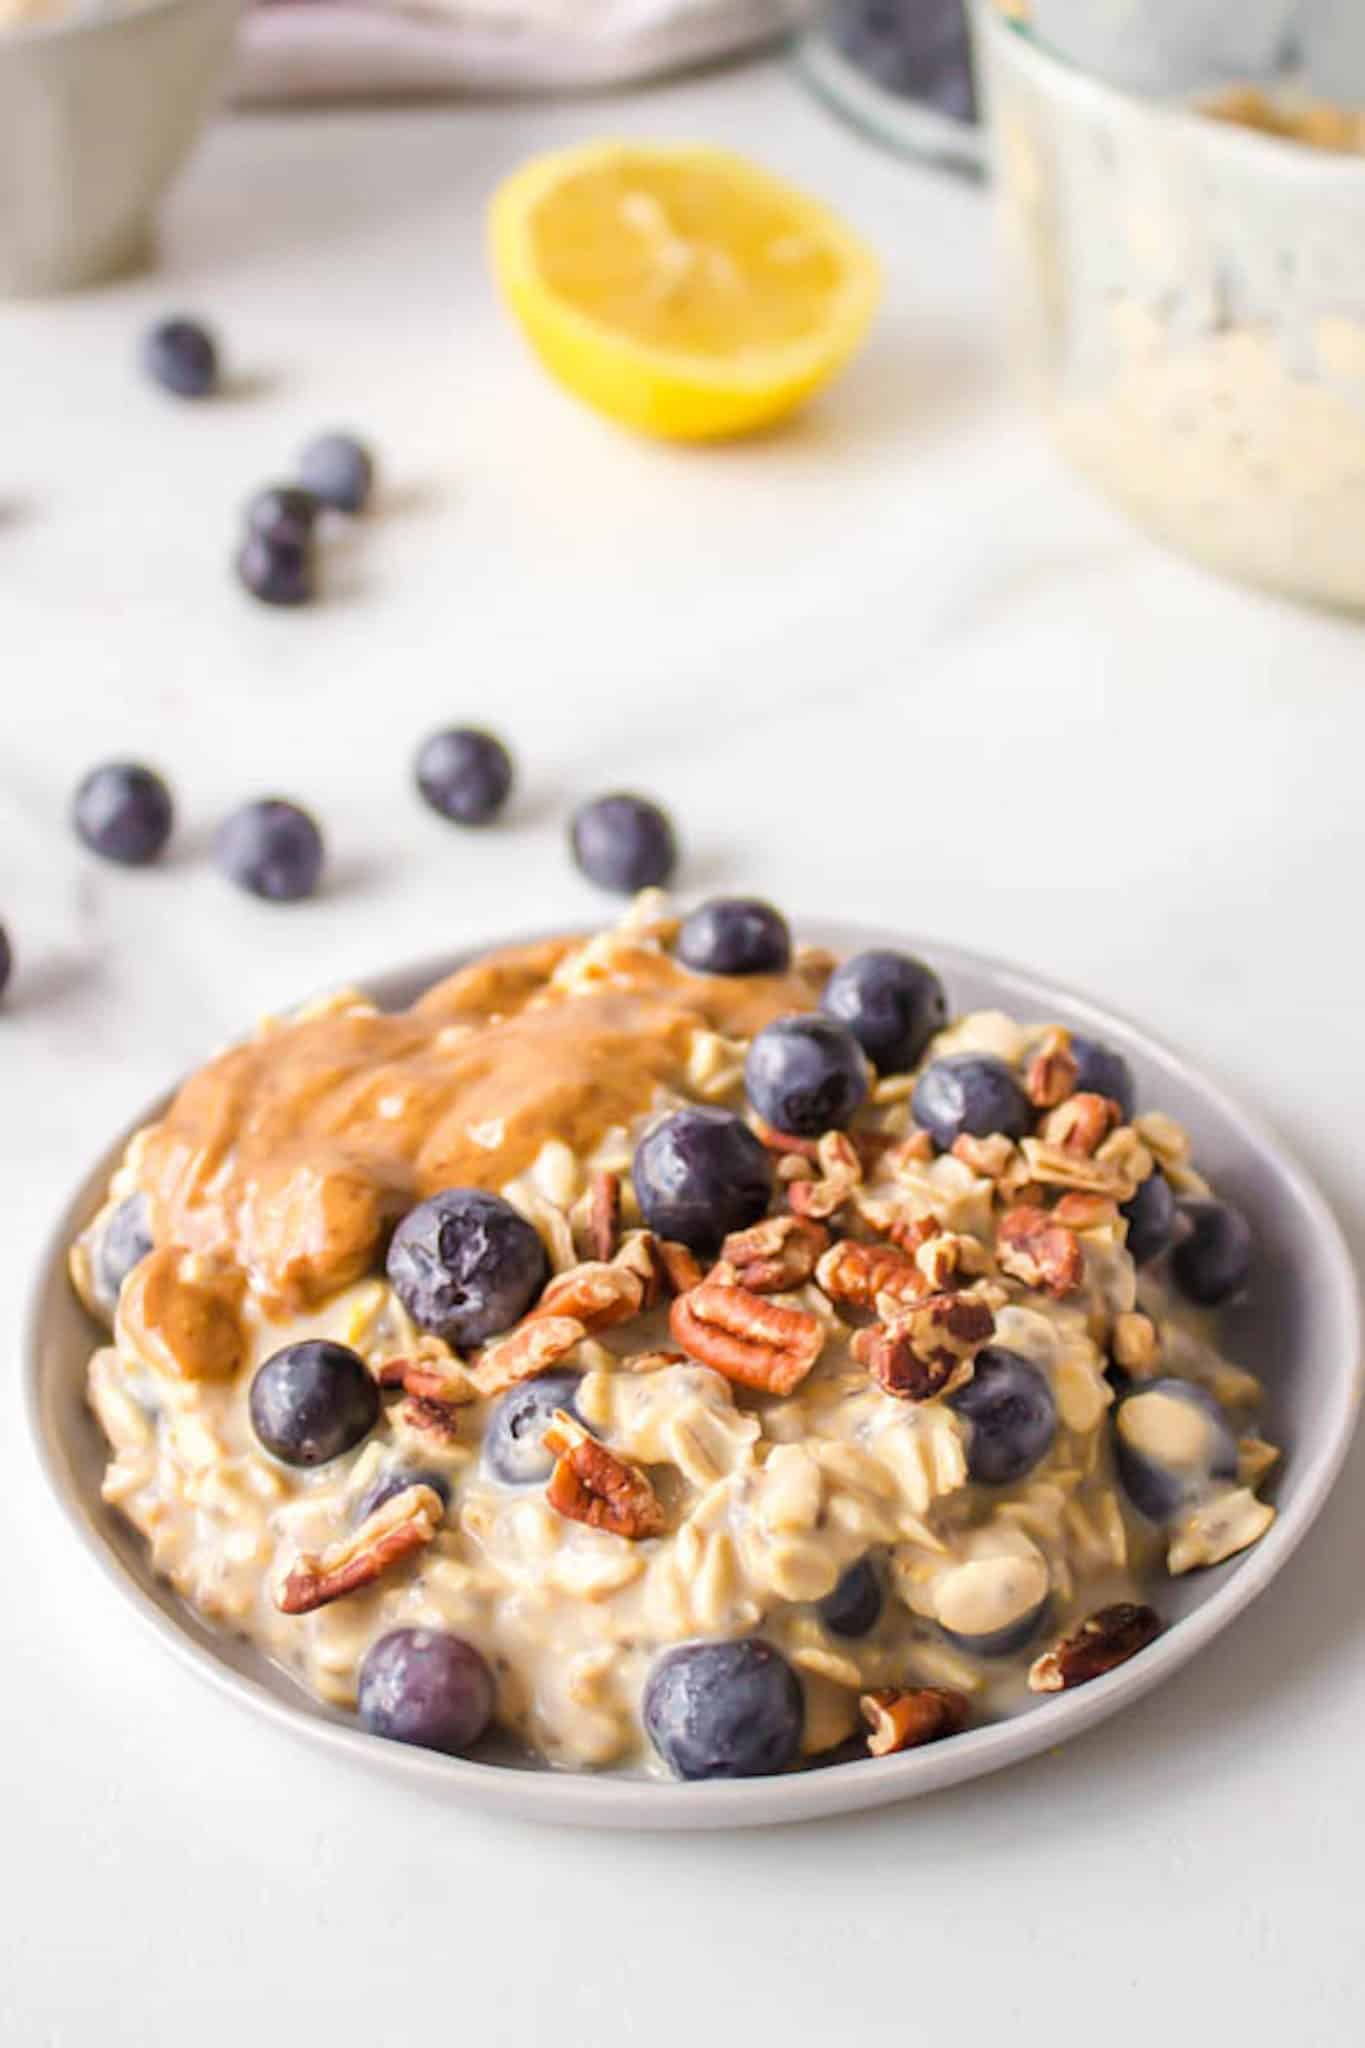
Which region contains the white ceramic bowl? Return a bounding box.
[24,924,1363,1829]
[0,0,240,296]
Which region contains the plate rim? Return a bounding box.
[24,919,1365,1830]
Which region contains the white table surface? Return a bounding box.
[4,54,1364,2048]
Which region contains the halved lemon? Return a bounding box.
[489,140,882,442]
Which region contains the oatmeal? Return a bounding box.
[75,895,1276,1780]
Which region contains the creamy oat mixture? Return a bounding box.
[76,897,1277,1776]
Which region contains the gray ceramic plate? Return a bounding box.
[24,924,1363,1830]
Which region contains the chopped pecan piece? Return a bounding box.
[1028,1603,1162,1693]
[861,1686,970,1755]
[377,1355,476,1404]
[996,1205,1084,1299]
[753,1118,819,1161]
[915,1230,990,1290]
[397,1394,464,1442]
[530,1254,646,1332]
[669,1282,825,1396]
[1024,1028,1078,1110]
[586,1169,621,1262]
[543,1412,665,1540]
[717,1214,830,1293]
[276,1483,444,1615]
[1053,1192,1120,1231]
[1040,1092,1122,1157]
[655,1238,706,1295]
[950,1132,1019,1181]
[470,1315,586,1397]
[787,1130,863,1221]
[852,1291,995,1401]
[884,1129,936,1172]
[815,1237,927,1310]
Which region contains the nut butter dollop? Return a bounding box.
[116,1247,246,1382]
[132,935,824,1314]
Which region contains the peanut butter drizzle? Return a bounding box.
[135,936,823,1313]
[116,1247,246,1382]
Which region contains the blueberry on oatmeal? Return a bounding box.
[90,1193,154,1316]
[299,430,375,514]
[358,1628,495,1756]
[1114,1379,1238,1524]
[1121,1167,1177,1267]
[415,727,514,826]
[817,1556,884,1639]
[632,1107,772,1254]
[643,1639,804,1780]
[744,1014,869,1136]
[949,1348,1057,1486]
[386,1188,549,1347]
[911,1052,1031,1152]
[1069,1035,1136,1121]
[72,762,174,866]
[677,898,791,977]
[216,798,325,901]
[249,1340,380,1467]
[569,793,677,894]
[821,949,947,1074]
[483,1370,584,1486]
[1171,1199,1253,1306]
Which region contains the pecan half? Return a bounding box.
[669,1282,825,1396]
[716,1214,830,1293]
[586,1169,621,1262]
[815,1238,927,1310]
[1040,1092,1121,1157]
[276,1483,443,1615]
[530,1252,646,1332]
[861,1686,970,1756]
[996,1205,1083,1299]
[543,1412,665,1540]
[852,1291,995,1401]
[1028,1603,1162,1693]
[470,1315,586,1397]
[1025,1028,1078,1110]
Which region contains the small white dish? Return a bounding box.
[24,923,1363,1829]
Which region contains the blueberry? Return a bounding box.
[949,1347,1057,1485]
[244,483,320,549]
[631,1107,772,1255]
[911,1053,1031,1152]
[569,793,677,894]
[1170,1199,1253,1307]
[643,1639,804,1780]
[386,1188,548,1347]
[1121,1169,1176,1267]
[235,530,315,607]
[216,798,325,902]
[817,1556,883,1639]
[821,948,947,1074]
[1113,1378,1238,1523]
[827,0,977,118]
[299,431,374,514]
[358,1628,495,1757]
[414,727,514,827]
[90,1192,154,1316]
[72,761,174,867]
[677,898,791,977]
[744,1015,870,1137]
[0,923,10,1002]
[140,316,218,398]
[249,1339,379,1467]
[355,1465,452,1523]
[1070,1035,1136,1121]
[482,1369,583,1486]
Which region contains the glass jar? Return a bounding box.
[795,0,985,174]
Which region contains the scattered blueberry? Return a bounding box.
[1113,1378,1238,1523]
[141,316,218,399]
[244,483,320,550]
[358,1627,495,1757]
[821,948,947,1074]
[72,762,174,867]
[0,923,10,1002]
[941,1594,1049,1660]
[249,1339,379,1467]
[949,1347,1057,1485]
[299,431,375,514]
[677,898,791,977]
[355,1465,452,1523]
[643,1639,804,1780]
[569,793,677,894]
[744,1014,870,1137]
[632,1107,773,1254]
[828,0,976,118]
[415,728,514,827]
[817,1556,883,1639]
[1069,1035,1136,1121]
[90,1192,154,1317]
[1121,1169,1177,1267]
[482,1369,584,1486]
[235,530,315,608]
[386,1187,548,1347]
[216,798,325,902]
[1170,1199,1254,1307]
[911,1052,1031,1152]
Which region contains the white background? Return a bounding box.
[3,57,1363,2047]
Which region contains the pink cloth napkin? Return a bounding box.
[233,0,788,100]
